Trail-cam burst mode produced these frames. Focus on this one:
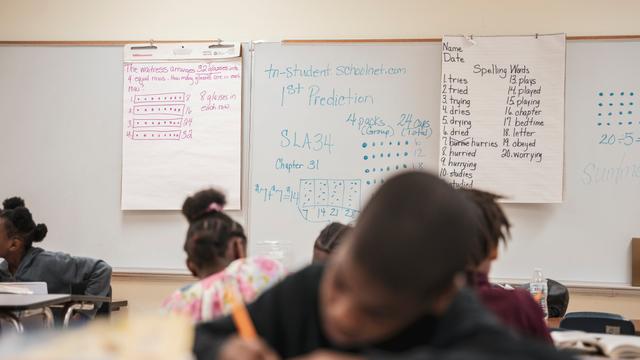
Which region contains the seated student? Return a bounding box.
[461,189,552,343]
[194,172,573,360]
[312,222,352,264]
[162,189,286,323]
[0,197,112,318]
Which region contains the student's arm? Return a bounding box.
[194,266,319,360]
[66,256,112,298]
[194,276,286,360]
[53,254,112,317]
[0,259,14,281]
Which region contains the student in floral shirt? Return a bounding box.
[162,189,286,322]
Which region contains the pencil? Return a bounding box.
[225,284,257,340]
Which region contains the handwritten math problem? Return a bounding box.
[249,43,439,265]
[121,45,242,210]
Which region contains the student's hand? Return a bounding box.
[289,350,364,360]
[218,336,280,360]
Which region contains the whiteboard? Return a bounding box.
[249,41,640,285]
[248,42,440,269]
[1,41,639,282]
[0,45,253,273]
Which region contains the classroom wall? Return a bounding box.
[3,0,640,318]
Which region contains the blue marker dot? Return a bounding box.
[598,92,603,96]
[380,168,383,172]
[380,153,384,157]
[629,121,633,125]
[404,152,409,156]
[598,103,603,106]
[388,153,392,157]
[630,102,635,106]
[621,102,625,106]
[372,168,376,172]
[397,141,401,146]
[610,92,614,96]
[386,167,390,171]
[389,142,393,146]
[607,122,611,126]
[372,154,376,159]
[629,111,633,114]
[405,141,409,145]
[597,123,602,126]
[609,103,613,106]
[631,92,635,96]
[621,92,625,96]
[619,122,623,125]
[364,155,368,160]
[608,112,612,116]
[362,142,367,148]
[365,169,370,173]
[403,164,407,168]
[379,142,384,146]
[372,142,376,147]
[620,111,624,115]
[396,153,400,157]
[366,181,371,185]
[598,113,602,116]
[396,165,399,170]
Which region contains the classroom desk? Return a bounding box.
[110,299,128,312]
[0,294,71,332]
[58,295,111,327]
[547,318,640,336]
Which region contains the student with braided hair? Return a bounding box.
[162,188,286,323]
[0,197,112,318]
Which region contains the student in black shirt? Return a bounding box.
[194,172,573,360]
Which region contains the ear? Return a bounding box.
[186,259,198,278]
[229,237,246,260]
[8,237,22,251]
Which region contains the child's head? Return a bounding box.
[460,189,511,274]
[182,189,247,278]
[312,222,352,264]
[0,197,48,259]
[319,172,480,347]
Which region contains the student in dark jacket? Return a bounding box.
[194,172,573,360]
[0,197,111,317]
[461,189,552,343]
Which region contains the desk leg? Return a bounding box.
[63,303,94,328]
[20,307,54,329]
[0,313,24,333]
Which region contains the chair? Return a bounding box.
[560,312,636,335]
[520,278,570,317]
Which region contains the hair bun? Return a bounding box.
[181,189,227,223]
[3,197,25,210]
[31,224,48,243]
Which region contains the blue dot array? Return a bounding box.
[596,91,637,126]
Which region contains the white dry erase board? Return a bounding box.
[0,40,639,280]
[0,44,253,273]
[248,40,640,284]
[248,42,440,269]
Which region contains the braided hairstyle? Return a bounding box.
[181,189,246,270]
[0,197,48,249]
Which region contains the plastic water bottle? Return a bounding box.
[530,268,549,319]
